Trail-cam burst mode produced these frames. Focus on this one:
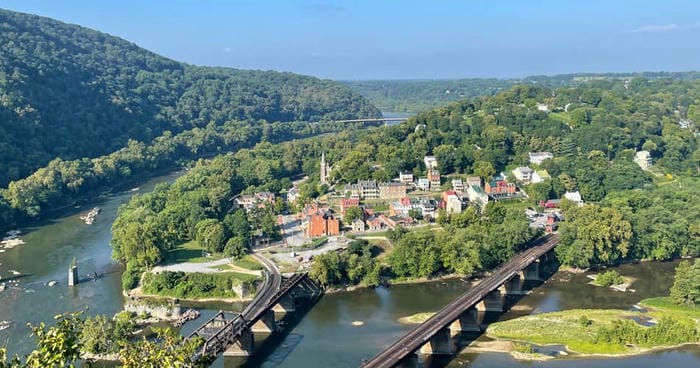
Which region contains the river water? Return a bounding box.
[1,171,699,367]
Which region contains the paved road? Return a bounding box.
[151,258,231,274]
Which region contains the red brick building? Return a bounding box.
[307,213,340,238]
[339,198,360,216]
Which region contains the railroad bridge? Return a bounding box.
[186,255,321,360]
[361,234,560,368]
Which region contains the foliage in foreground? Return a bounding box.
[0,312,204,368]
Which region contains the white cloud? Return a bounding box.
[631,24,679,33]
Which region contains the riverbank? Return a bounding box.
[323,273,474,295]
[483,298,700,358]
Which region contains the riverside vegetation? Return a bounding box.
[485,259,700,357]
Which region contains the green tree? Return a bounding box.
[224,236,247,260]
[195,219,226,252]
[670,260,700,305]
[343,206,364,223]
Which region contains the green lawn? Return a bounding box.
[162,240,225,264]
[487,304,700,355]
[486,309,636,354]
[232,255,263,270]
[549,112,572,125]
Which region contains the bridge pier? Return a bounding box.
[272,293,296,313]
[224,328,255,356]
[449,307,481,335]
[524,260,540,281]
[419,327,454,355]
[505,272,524,295]
[476,286,505,312]
[394,353,420,367]
[251,309,277,333]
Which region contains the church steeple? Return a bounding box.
[320,152,329,184]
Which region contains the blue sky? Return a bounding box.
[1,0,699,80]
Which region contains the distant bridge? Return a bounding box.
[185,253,321,359]
[361,234,560,368]
[333,117,409,124]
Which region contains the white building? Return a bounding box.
[399,171,414,185]
[451,179,465,192]
[531,170,551,184]
[417,178,430,191]
[564,191,584,207]
[466,176,482,188]
[512,166,534,184]
[634,150,652,170]
[424,156,438,169]
[528,152,554,165]
[536,103,550,112]
[467,185,489,209]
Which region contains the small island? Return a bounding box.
[484,259,700,360]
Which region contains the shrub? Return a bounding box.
[596,270,624,287]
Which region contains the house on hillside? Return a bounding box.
[424,156,438,169]
[512,166,534,184]
[351,218,366,232]
[379,182,408,199]
[442,190,463,214]
[466,176,482,188]
[428,169,441,191]
[339,198,360,216]
[399,171,414,185]
[531,170,551,184]
[634,150,652,170]
[451,179,465,192]
[564,191,584,207]
[528,152,554,165]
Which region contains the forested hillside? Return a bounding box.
[344,71,700,113]
[0,8,379,186]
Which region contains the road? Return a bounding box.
[361,234,559,368]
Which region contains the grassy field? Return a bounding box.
[549,112,572,125]
[487,301,700,356]
[162,240,225,264]
[232,255,263,270]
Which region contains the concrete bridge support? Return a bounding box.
[419,327,454,355]
[251,309,277,333]
[272,293,296,313]
[449,307,481,335]
[505,272,524,295]
[224,328,254,356]
[476,286,505,312]
[394,353,420,368]
[524,260,540,281]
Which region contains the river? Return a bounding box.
[2,171,699,367]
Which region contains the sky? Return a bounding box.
[1,0,699,80]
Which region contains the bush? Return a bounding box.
[513,342,535,354]
[121,267,142,291]
[141,271,258,299]
[596,270,624,287]
[579,314,593,327]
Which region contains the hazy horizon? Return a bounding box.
[2,0,699,80]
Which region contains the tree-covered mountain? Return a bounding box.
[344,71,700,113]
[0,8,379,186]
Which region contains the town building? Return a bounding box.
[485,174,517,198]
[531,170,551,184]
[417,178,430,191]
[634,150,652,170]
[466,176,482,188]
[344,180,379,199]
[451,179,465,192]
[536,103,550,112]
[428,169,441,191]
[388,196,437,219]
[232,192,276,212]
[307,212,340,238]
[399,171,414,185]
[379,182,408,199]
[339,198,360,216]
[528,152,554,165]
[512,166,534,184]
[545,214,559,233]
[467,185,489,208]
[424,156,438,169]
[442,190,463,214]
[564,191,584,207]
[286,186,299,203]
[351,218,366,232]
[679,119,694,129]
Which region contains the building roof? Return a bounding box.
[564,191,583,202]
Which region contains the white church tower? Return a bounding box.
[320,152,330,184]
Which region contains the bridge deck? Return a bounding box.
[361,234,559,368]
